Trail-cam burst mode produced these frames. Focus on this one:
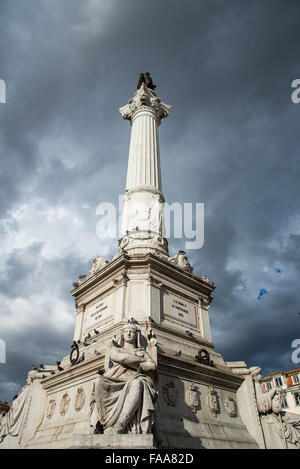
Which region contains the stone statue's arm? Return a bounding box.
[139,352,157,372]
[110,349,146,369]
[139,359,156,372]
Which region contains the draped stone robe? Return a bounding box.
[95,350,157,434]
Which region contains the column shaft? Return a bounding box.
[126,110,161,192]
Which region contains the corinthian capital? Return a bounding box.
[119,83,172,124]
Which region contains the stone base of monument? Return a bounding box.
[0,435,21,449]
[26,433,155,450]
[69,434,155,449]
[155,421,259,449]
[0,255,262,450]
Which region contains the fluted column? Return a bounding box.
[126,109,162,191]
[118,83,171,256]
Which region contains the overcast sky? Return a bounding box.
[0,0,300,402]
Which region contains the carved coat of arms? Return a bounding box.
[225,396,238,418]
[163,381,178,407]
[207,386,219,417]
[59,393,70,416]
[187,383,201,413]
[46,399,56,419]
[74,387,86,412]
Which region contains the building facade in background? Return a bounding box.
[262,369,300,415]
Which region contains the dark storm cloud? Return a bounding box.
[0,242,89,300]
[0,0,300,400]
[0,315,76,399]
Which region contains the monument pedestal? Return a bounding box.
[23,252,258,449]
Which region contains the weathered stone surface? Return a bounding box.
[70,433,155,449]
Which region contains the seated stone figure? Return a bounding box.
[0,370,42,444]
[94,321,157,435]
[250,366,300,449]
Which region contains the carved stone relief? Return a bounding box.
[59,393,70,416]
[224,396,238,418]
[163,381,178,407]
[70,341,80,365]
[207,386,220,417]
[187,383,201,413]
[88,256,109,277]
[195,349,214,367]
[121,193,164,236]
[74,387,86,412]
[46,399,56,419]
[168,250,193,272]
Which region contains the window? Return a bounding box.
[292,375,300,384]
[281,396,288,408]
[294,393,300,406]
[274,377,283,387]
[266,382,272,390]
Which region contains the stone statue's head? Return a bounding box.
[26,370,37,384]
[120,322,142,348]
[249,366,262,381]
[272,392,282,414]
[178,251,188,265]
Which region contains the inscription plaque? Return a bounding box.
[85,297,112,330]
[163,292,197,327]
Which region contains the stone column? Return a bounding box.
[118,83,172,256]
[126,108,162,191]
